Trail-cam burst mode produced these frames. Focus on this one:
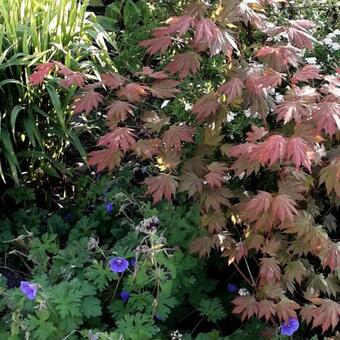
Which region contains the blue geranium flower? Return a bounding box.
[129,257,136,267]
[109,257,129,273]
[120,291,130,303]
[20,281,38,300]
[104,202,113,214]
[281,318,299,336]
[227,283,238,293]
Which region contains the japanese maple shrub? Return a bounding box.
[31,0,340,335]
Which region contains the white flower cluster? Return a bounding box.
[244,109,259,118]
[227,111,237,122]
[322,30,340,51]
[170,330,183,340]
[238,288,250,296]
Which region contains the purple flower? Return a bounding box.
[109,257,129,273]
[120,291,130,303]
[281,318,299,336]
[129,257,136,267]
[104,202,113,214]
[227,283,238,293]
[20,281,38,300]
[154,313,163,321]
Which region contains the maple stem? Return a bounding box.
[244,257,256,287]
[232,262,254,288]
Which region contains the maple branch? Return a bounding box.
[244,257,256,287]
[232,262,255,288]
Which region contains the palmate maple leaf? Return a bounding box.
[98,127,136,152]
[139,35,172,55]
[165,52,201,80]
[137,66,168,79]
[284,260,307,286]
[227,241,248,264]
[87,148,123,172]
[141,110,170,133]
[218,77,245,105]
[286,137,314,172]
[319,159,340,197]
[190,235,216,258]
[106,100,134,126]
[288,20,316,50]
[210,29,238,59]
[232,295,259,321]
[201,210,226,233]
[246,125,268,142]
[312,299,340,333]
[259,257,281,286]
[275,99,311,124]
[315,100,340,136]
[152,15,195,37]
[201,186,233,211]
[205,162,229,188]
[258,299,276,322]
[292,65,321,85]
[178,172,203,198]
[271,194,298,224]
[246,191,272,217]
[300,304,318,326]
[133,139,160,160]
[151,80,180,98]
[162,125,195,150]
[157,149,181,170]
[192,93,220,122]
[101,72,125,90]
[320,241,340,272]
[117,83,149,103]
[255,45,300,72]
[276,298,300,322]
[73,91,104,114]
[59,72,86,88]
[29,62,55,85]
[193,18,220,52]
[144,174,178,204]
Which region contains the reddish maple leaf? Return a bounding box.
[201,187,233,211]
[101,72,125,89]
[152,15,195,37]
[218,78,245,104]
[312,299,340,332]
[141,110,170,132]
[247,191,272,217]
[210,29,238,58]
[162,125,195,150]
[271,194,298,224]
[256,45,300,72]
[165,52,201,79]
[144,174,178,203]
[117,83,149,103]
[251,135,287,167]
[201,210,226,233]
[276,99,311,124]
[292,65,321,85]
[29,62,55,85]
[286,137,314,171]
[139,35,172,55]
[192,93,219,122]
[276,298,300,322]
[205,162,229,188]
[193,18,220,51]
[246,125,268,143]
[315,100,340,136]
[106,101,134,126]
[232,295,259,321]
[98,127,136,152]
[151,80,180,98]
[284,261,308,286]
[87,148,123,172]
[259,257,281,286]
[319,159,340,197]
[138,66,168,79]
[133,139,160,160]
[288,20,316,49]
[59,72,86,88]
[73,91,104,114]
[258,299,276,322]
[179,172,203,198]
[190,235,216,258]
[320,241,340,272]
[300,304,318,326]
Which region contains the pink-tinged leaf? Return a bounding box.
[144,174,178,204]
[255,68,283,89]
[87,148,123,172]
[152,16,195,37]
[315,100,340,136]
[165,52,201,80]
[138,66,168,79]
[246,125,268,142]
[73,91,104,114]
[139,35,172,55]
[251,135,287,167]
[192,93,219,122]
[59,72,86,88]
[53,61,74,76]
[276,99,311,124]
[201,186,233,211]
[300,304,317,326]
[292,65,321,85]
[98,127,136,152]
[193,18,220,52]
[218,78,245,104]
[101,72,125,89]
[106,100,134,126]
[227,143,254,158]
[321,241,340,272]
[288,20,316,49]
[162,125,195,150]
[276,298,300,323]
[271,194,298,224]
[258,300,276,322]
[259,258,281,286]
[210,29,238,58]
[256,45,301,72]
[29,62,55,85]
[286,137,314,171]
[232,296,259,321]
[205,162,229,188]
[151,80,180,98]
[179,172,204,198]
[247,191,272,216]
[133,139,161,160]
[117,83,149,103]
[312,299,340,333]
